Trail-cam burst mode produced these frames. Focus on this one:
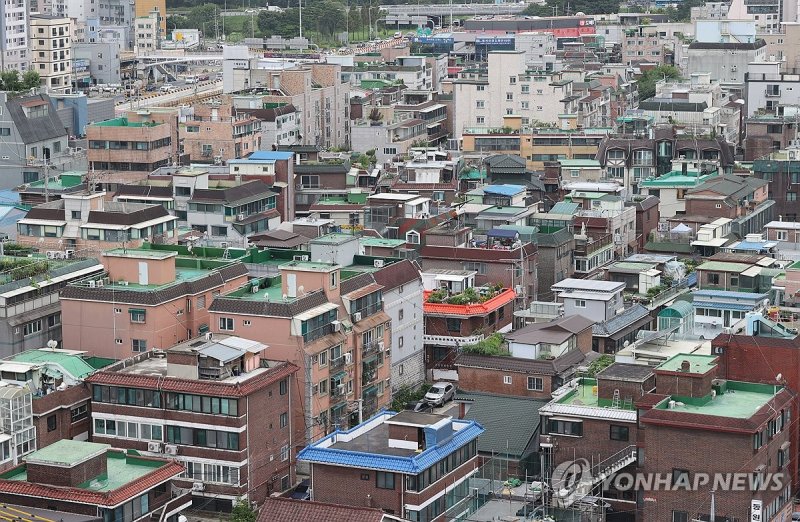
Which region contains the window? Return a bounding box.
[219,317,234,331]
[166,425,239,450]
[175,186,191,196]
[132,339,147,352]
[788,192,797,202]
[71,405,88,422]
[503,375,512,385]
[129,309,146,323]
[376,471,395,490]
[211,226,227,236]
[777,230,788,241]
[280,412,288,428]
[575,300,586,308]
[71,211,80,219]
[547,419,583,436]
[446,318,461,332]
[114,308,122,314]
[330,271,337,289]
[527,376,543,391]
[706,273,720,285]
[47,414,57,432]
[476,116,485,124]
[23,320,42,337]
[0,128,9,136]
[318,379,328,395]
[476,100,485,109]
[280,378,288,395]
[399,309,404,321]
[672,512,689,522]
[280,444,289,461]
[506,92,513,101]
[610,425,629,441]
[319,351,327,367]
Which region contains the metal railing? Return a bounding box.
[362,341,381,357]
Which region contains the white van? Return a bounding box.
[159,84,175,93]
[184,75,199,84]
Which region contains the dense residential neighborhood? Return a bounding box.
[4,0,800,521]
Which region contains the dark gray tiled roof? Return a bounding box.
[592,304,651,337]
[209,287,329,318]
[7,94,66,145]
[506,315,595,345]
[340,272,376,296]
[191,181,276,205]
[372,259,421,291]
[455,348,588,376]
[456,391,545,458]
[596,362,654,382]
[61,263,248,305]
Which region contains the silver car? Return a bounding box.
[424,382,455,406]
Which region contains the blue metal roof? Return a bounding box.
[693,302,759,311]
[297,415,484,474]
[548,202,580,215]
[692,290,768,300]
[247,151,295,161]
[732,240,777,251]
[483,184,525,197]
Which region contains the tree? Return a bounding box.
[230,499,256,522]
[586,354,615,377]
[367,107,384,123]
[523,0,620,16]
[0,70,23,92]
[22,70,41,89]
[636,65,681,100]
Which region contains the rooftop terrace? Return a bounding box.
[657,353,717,374]
[655,381,779,419]
[91,117,163,128]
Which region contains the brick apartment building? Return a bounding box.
[298,410,484,521]
[753,147,800,222]
[0,439,189,520]
[181,101,262,163]
[625,194,660,251]
[639,354,796,522]
[86,335,299,508]
[87,117,174,186]
[209,260,392,443]
[421,269,516,368]
[454,315,595,400]
[17,191,178,257]
[684,174,769,219]
[0,348,97,450]
[60,247,249,358]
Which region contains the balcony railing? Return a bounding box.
[303,323,336,344]
[362,368,377,386]
[330,353,349,370]
[766,89,782,98]
[362,341,381,357]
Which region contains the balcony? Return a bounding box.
[423,334,484,347]
[362,368,378,386]
[362,341,382,357]
[550,444,638,508]
[330,353,350,370]
[302,322,336,344]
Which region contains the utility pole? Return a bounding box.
[299,0,303,39]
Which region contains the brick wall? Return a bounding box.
[597,378,651,403]
[546,416,638,468]
[686,198,738,219]
[311,463,404,513]
[457,365,554,399]
[654,370,716,399]
[33,386,91,448]
[27,452,107,487]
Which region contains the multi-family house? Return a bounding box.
[551,279,625,321]
[87,117,174,186]
[209,260,392,442]
[0,254,103,359]
[421,269,516,369]
[638,166,721,218]
[0,347,96,450]
[297,410,484,521]
[17,192,177,255]
[86,335,299,506]
[59,247,249,358]
[181,100,262,163]
[0,381,36,471]
[753,143,800,222]
[456,315,594,400]
[187,180,280,248]
[30,15,73,94]
[0,439,189,519]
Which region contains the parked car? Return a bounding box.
[198,74,210,81]
[159,84,175,93]
[424,382,455,406]
[291,479,310,500]
[406,401,433,413]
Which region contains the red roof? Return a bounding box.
[0,458,184,508]
[257,498,387,522]
[423,288,516,317]
[86,361,298,397]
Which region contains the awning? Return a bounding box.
[131,215,179,229]
[128,308,146,314]
[0,362,34,374]
[295,302,339,322]
[7,302,62,326]
[331,371,347,381]
[18,219,67,227]
[694,302,756,311]
[691,238,728,247]
[43,367,63,379]
[81,223,128,230]
[741,266,763,277]
[344,283,383,300]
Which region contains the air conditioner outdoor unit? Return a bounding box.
[220,242,229,248]
[332,321,341,332]
[237,214,245,221]
[96,279,104,287]
[88,280,96,288]
[337,384,345,394]
[293,255,310,261]
[192,482,205,492]
[374,259,385,268]
[251,284,260,294]
[344,352,352,364]
[353,312,362,322]
[377,341,385,351]
[164,444,178,455]
[147,442,162,453]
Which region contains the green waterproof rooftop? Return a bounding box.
[104,248,177,260]
[91,117,163,128]
[25,173,84,191]
[360,237,407,248]
[696,261,751,273]
[610,261,658,271]
[2,445,165,491]
[559,159,601,168]
[639,170,718,187]
[556,378,635,410]
[9,349,95,380]
[656,381,779,419]
[309,233,359,245]
[24,439,108,467]
[657,353,717,374]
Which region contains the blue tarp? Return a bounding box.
[487,228,519,239]
[483,184,525,197]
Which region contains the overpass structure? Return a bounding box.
[383,2,528,25]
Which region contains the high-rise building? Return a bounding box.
[135,0,166,39]
[30,15,73,94]
[0,0,29,71]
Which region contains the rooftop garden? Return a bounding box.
[426,283,505,305]
[0,258,50,283]
[461,333,508,356]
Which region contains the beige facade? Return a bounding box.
[182,100,262,163]
[30,15,72,93]
[134,0,166,41]
[87,117,173,185]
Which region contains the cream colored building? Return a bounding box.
[30,15,72,93]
